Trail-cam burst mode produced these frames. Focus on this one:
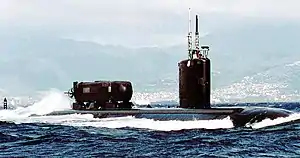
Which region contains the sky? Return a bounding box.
[1,0,300,47]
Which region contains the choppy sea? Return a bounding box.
[0,90,299,157]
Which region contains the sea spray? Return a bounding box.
[247,113,300,129]
[0,89,71,120]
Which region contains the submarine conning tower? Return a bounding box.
[179,8,211,109]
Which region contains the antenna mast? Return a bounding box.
[195,15,200,58]
[187,8,193,59]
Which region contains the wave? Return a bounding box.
[0,89,71,120]
[0,90,298,131]
[0,90,234,131]
[247,113,300,129]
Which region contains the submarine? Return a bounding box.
[48,8,296,127]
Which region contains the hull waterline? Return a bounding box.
[44,106,294,127]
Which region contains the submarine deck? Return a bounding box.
[41,107,296,126]
[46,107,244,116]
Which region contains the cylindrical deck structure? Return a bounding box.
[73,81,133,103]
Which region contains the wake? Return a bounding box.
[0,90,299,131]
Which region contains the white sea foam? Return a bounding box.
[60,115,235,131]
[10,114,234,131]
[0,89,71,120]
[0,90,234,131]
[2,89,298,131]
[247,113,300,129]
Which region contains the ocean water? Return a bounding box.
[0,95,300,157]
[0,61,300,157]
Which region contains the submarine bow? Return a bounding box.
[229,107,293,127]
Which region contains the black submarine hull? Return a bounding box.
[46,106,293,127]
[51,10,300,129]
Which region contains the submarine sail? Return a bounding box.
[179,12,210,109]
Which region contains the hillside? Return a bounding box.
[1,22,300,95]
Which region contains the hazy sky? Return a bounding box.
[1,0,300,47]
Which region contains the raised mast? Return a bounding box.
[187,8,193,60]
[195,15,200,58]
